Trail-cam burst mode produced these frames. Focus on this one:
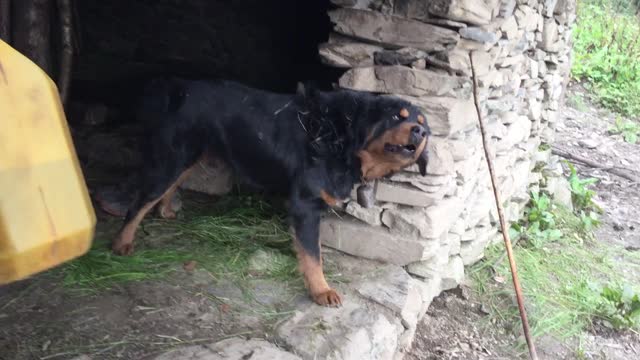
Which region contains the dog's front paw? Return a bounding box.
[112,237,135,256]
[312,289,343,307]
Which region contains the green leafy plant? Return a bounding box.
[527,191,556,230]
[473,204,640,342]
[609,116,640,144]
[598,284,640,329]
[572,0,640,117]
[511,192,563,247]
[579,210,601,231]
[566,161,599,211]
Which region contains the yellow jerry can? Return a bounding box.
[0,40,95,284]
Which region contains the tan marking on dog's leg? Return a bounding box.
[320,190,339,207]
[112,199,161,256]
[114,167,194,255]
[157,165,196,219]
[293,239,342,307]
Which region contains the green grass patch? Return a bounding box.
[609,115,640,143]
[471,205,640,341]
[572,0,640,117]
[61,196,300,293]
[566,92,590,112]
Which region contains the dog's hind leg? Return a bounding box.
[112,166,194,255]
[156,163,196,219]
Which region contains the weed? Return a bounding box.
[472,206,640,340]
[609,116,640,144]
[527,191,556,230]
[579,210,600,231]
[60,196,300,293]
[572,0,640,117]
[510,192,563,248]
[538,143,551,152]
[598,284,640,329]
[565,161,599,211]
[567,93,589,112]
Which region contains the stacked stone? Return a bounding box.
[319,0,576,307]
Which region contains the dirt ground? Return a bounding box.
[0,222,305,359]
[407,84,640,360]
[1,84,639,360]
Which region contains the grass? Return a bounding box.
[567,92,590,112]
[572,0,640,118]
[60,195,300,293]
[471,206,640,340]
[609,115,640,143]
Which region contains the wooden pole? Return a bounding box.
[469,52,539,360]
[57,0,73,105]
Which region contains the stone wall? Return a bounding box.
[315,0,576,355]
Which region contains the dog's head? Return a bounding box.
[296,83,430,180]
[357,98,431,181]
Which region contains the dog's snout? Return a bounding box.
[411,125,427,138]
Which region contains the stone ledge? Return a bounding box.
[329,8,460,52]
[339,66,471,98]
[152,338,300,360]
[320,217,438,265]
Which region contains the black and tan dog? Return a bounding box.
[112,79,431,307]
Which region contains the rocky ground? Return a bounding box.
[407,84,640,360]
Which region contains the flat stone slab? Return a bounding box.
[153,251,446,360]
[153,338,300,360]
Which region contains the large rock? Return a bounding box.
[153,338,300,360]
[460,227,497,265]
[515,5,539,32]
[329,8,459,52]
[540,18,560,52]
[428,0,493,26]
[389,171,455,194]
[500,16,519,39]
[406,244,449,279]
[425,137,456,176]
[499,0,517,18]
[459,26,500,44]
[440,255,465,291]
[375,181,445,207]
[276,296,401,360]
[392,95,477,136]
[339,66,471,98]
[351,264,424,329]
[180,157,233,195]
[382,196,465,240]
[318,41,381,68]
[320,217,438,265]
[545,176,573,210]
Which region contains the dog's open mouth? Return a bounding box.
[384,143,416,155]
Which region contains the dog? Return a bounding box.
[112,78,431,307]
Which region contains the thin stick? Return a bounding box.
[469,52,539,360]
[57,0,73,106]
[551,146,640,183]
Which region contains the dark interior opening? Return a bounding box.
[69,0,339,123]
[69,0,340,209]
